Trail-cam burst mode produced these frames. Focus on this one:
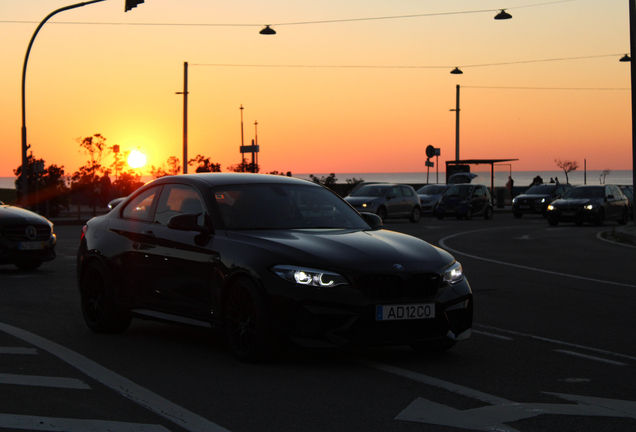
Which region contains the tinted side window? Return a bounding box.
[401,186,413,197]
[154,184,206,226]
[122,186,160,221]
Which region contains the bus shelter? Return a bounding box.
[445,159,519,192]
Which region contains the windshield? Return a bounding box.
[417,185,445,195]
[562,187,604,199]
[525,185,555,194]
[350,185,390,197]
[442,185,472,198]
[212,184,370,230]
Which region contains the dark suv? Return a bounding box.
[512,183,571,218]
[436,184,493,220]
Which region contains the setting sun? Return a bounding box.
[127,150,147,169]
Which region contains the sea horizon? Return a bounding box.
[1,169,633,190]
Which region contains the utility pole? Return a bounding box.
[175,62,188,174]
[449,84,461,161]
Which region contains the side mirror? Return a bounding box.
[167,213,211,235]
[361,212,383,230]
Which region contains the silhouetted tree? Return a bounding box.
[71,134,111,213]
[13,151,69,216]
[310,173,337,186]
[554,158,578,184]
[228,157,258,173]
[188,155,221,173]
[149,156,181,179]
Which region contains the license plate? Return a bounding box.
[376,303,435,321]
[19,242,44,250]
[520,205,530,209]
[562,212,575,217]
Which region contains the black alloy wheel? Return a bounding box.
[410,206,421,223]
[619,208,629,225]
[464,208,473,220]
[225,278,274,362]
[79,261,131,333]
[484,207,494,220]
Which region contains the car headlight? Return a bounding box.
[547,204,555,211]
[443,262,464,285]
[584,204,595,210]
[272,265,349,287]
[538,198,546,203]
[362,202,375,208]
[512,197,517,204]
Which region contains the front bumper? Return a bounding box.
[265,274,473,349]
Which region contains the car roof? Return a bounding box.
[146,173,318,188]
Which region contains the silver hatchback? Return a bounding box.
[344,184,421,222]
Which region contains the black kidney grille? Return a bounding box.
[1,224,51,241]
[356,273,441,300]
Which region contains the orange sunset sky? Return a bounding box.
[0,0,633,179]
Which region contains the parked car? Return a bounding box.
[77,173,472,362]
[512,182,571,218]
[436,184,494,220]
[416,184,448,215]
[0,203,56,270]
[546,185,629,226]
[618,185,634,220]
[344,183,421,222]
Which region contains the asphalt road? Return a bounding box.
[1,214,635,432]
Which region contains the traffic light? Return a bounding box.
[125,0,144,12]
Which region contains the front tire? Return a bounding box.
[594,209,605,226]
[79,261,131,333]
[225,278,275,363]
[409,206,421,223]
[484,206,493,220]
[618,208,628,225]
[376,207,387,223]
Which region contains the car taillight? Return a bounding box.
[81,225,87,241]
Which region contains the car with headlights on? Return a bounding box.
[436,184,493,220]
[512,182,571,218]
[546,185,629,226]
[77,173,472,362]
[344,183,421,222]
[0,203,56,270]
[416,184,448,215]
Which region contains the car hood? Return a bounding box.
[0,205,52,226]
[551,198,600,206]
[440,196,469,205]
[225,228,453,273]
[515,194,550,200]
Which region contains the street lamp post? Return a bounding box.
[20,0,144,207]
[20,0,107,206]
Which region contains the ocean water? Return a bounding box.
[1,170,632,190]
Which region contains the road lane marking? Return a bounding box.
[472,330,513,340]
[476,324,636,362]
[0,413,171,432]
[554,350,627,366]
[0,322,230,432]
[0,347,37,354]
[439,227,636,288]
[358,359,636,431]
[0,373,90,389]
